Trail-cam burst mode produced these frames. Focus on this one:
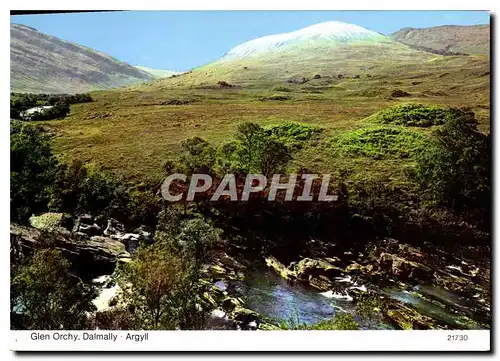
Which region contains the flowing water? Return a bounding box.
[215,266,482,330]
[219,267,393,328]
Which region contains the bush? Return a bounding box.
[116,240,208,330]
[368,103,469,127]
[279,312,360,330]
[263,122,323,150]
[329,126,428,160]
[11,245,97,330]
[29,101,70,120]
[416,111,490,214]
[10,121,59,222]
[273,86,292,92]
[178,137,216,174]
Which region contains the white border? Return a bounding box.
[2,1,497,358]
[10,330,491,351]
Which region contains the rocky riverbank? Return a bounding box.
[262,238,490,330]
[11,212,491,331]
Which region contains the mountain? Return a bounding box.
[390,24,490,55]
[222,21,385,59]
[135,66,181,78]
[149,21,436,88]
[11,24,154,94]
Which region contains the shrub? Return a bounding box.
[416,111,490,214]
[368,103,469,128]
[10,121,59,222]
[29,101,70,120]
[329,126,428,160]
[11,246,97,330]
[116,238,209,330]
[178,137,216,175]
[273,86,292,92]
[279,312,360,330]
[263,122,323,150]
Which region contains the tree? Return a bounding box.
[116,214,221,329]
[416,110,490,217]
[10,121,59,222]
[234,122,291,176]
[178,137,216,175]
[116,241,206,330]
[11,243,97,330]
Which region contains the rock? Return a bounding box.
[313,74,321,79]
[11,224,129,276]
[133,225,153,243]
[378,253,434,282]
[231,306,261,329]
[78,223,102,237]
[265,256,295,281]
[104,218,126,239]
[29,212,64,231]
[294,258,343,280]
[205,264,227,278]
[391,89,410,98]
[352,74,360,79]
[221,297,243,312]
[386,305,437,330]
[345,262,375,275]
[258,323,281,330]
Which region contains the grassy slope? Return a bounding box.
[38,46,490,192]
[10,24,154,94]
[390,24,490,54]
[135,66,181,78]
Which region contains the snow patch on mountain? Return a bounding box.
[223,21,385,59]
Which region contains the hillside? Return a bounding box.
[10,24,154,93]
[34,21,490,182]
[390,24,490,55]
[137,22,437,89]
[135,66,181,78]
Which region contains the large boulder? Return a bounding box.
[72,214,102,237]
[11,223,130,277]
[265,256,295,281]
[386,304,438,330]
[378,253,434,282]
[103,218,126,239]
[104,219,153,253]
[294,258,344,281]
[29,212,67,231]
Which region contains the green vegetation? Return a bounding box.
[329,126,428,160]
[11,239,97,330]
[367,103,470,127]
[10,120,159,226]
[9,35,491,332]
[115,214,221,330]
[279,312,360,330]
[10,92,92,120]
[10,121,59,222]
[263,122,323,150]
[416,112,490,215]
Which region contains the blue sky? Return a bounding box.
[11,11,489,71]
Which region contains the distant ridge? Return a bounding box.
[11,23,154,93]
[390,24,490,55]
